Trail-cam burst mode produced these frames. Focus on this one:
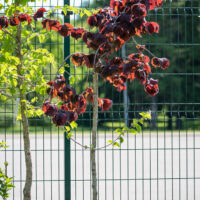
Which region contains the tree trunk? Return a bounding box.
[91,72,98,200]
[16,23,32,200]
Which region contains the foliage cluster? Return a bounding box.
[0,141,14,199]
[40,0,169,129]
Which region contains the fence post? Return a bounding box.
[64,0,71,199]
[122,45,129,126]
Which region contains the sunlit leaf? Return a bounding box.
[129,128,137,135]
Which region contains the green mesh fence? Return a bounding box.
[0,0,200,200]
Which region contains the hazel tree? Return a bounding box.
[0,0,169,200]
[42,0,169,199]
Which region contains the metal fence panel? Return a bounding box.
[0,0,200,200]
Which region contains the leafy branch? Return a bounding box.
[64,112,151,150]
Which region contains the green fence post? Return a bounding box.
[64,0,71,199]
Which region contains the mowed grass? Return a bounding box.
[0,109,199,135]
[0,124,199,136]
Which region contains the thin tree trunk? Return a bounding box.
[91,72,98,200]
[16,23,32,200]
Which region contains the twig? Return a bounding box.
[68,131,124,150]
[47,52,84,99]
[0,90,16,98]
[10,74,36,87]
[93,42,105,68]
[132,37,155,57]
[2,29,18,42]
[23,32,38,43]
[86,42,105,87]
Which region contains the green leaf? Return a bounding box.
[108,140,113,144]
[39,85,46,95]
[69,76,75,85]
[35,109,44,117]
[38,34,46,43]
[55,6,61,9]
[0,4,4,10]
[59,67,65,74]
[119,136,124,144]
[139,112,151,120]
[92,9,99,14]
[0,94,7,101]
[64,63,70,68]
[80,10,85,18]
[113,142,120,148]
[57,101,63,107]
[129,128,137,135]
[132,119,138,127]
[17,113,22,120]
[122,126,129,132]
[135,124,142,133]
[65,131,72,139]
[138,119,144,125]
[114,128,122,135]
[83,8,93,16]
[64,126,71,132]
[70,121,78,129]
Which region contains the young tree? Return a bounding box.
[42,0,169,199]
[0,0,169,199]
[0,1,95,199]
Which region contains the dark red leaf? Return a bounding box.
[58,23,73,37]
[34,7,47,21]
[0,17,8,29]
[71,53,85,66]
[9,17,19,26]
[43,101,58,117]
[145,22,159,34]
[71,28,85,40]
[98,98,112,112]
[144,78,159,96]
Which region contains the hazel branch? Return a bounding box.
[48,52,85,100]
[69,131,124,150]
[132,37,155,57]
[86,42,105,85]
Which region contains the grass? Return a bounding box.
[0,124,199,136]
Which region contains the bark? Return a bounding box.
[16,23,32,200]
[91,72,98,200]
